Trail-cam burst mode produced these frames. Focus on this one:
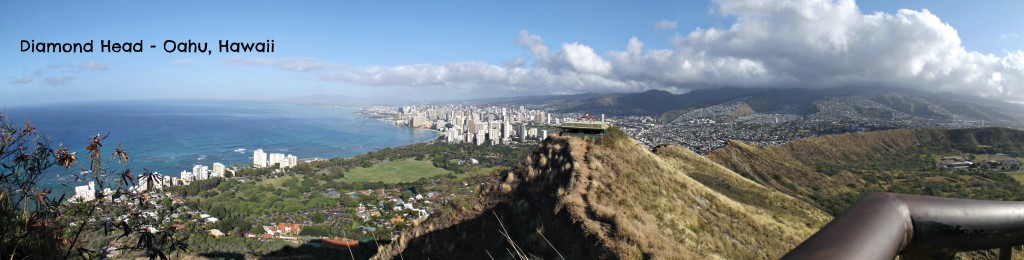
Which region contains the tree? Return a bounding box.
[0,113,66,259]
[0,113,188,259]
[311,213,325,224]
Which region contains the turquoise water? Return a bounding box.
[4,100,436,182]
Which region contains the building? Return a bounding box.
[74,181,96,202]
[474,132,484,145]
[275,223,302,235]
[212,162,225,177]
[280,154,298,168]
[519,124,527,142]
[559,121,610,140]
[180,170,194,184]
[209,229,225,238]
[192,165,210,180]
[410,114,427,128]
[502,121,511,140]
[253,149,268,168]
[943,161,974,169]
[269,153,285,167]
[138,172,164,191]
[266,153,298,168]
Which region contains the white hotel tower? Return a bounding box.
[253,149,268,168]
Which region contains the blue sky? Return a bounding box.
[2,0,1023,106]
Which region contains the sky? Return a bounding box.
[2,0,1023,106]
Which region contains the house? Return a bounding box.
[209,229,225,238]
[369,211,381,217]
[277,223,302,235]
[170,197,185,204]
[390,215,405,225]
[322,188,342,198]
[943,161,974,169]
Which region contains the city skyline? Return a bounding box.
[3,0,1024,106]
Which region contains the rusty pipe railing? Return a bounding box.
[784,193,1024,259]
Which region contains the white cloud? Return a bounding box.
[44,76,73,86]
[229,0,1024,102]
[1000,33,1019,40]
[171,59,196,65]
[223,57,333,72]
[80,61,107,70]
[560,43,613,75]
[656,20,678,31]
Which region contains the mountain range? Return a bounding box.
[484,87,1024,127]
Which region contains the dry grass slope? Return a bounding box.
[376,133,828,259]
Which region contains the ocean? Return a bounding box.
[4,100,437,184]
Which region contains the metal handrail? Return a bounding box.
[784,193,1024,259]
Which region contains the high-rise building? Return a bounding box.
[269,153,285,167]
[474,132,485,146]
[74,181,96,202]
[139,172,164,191]
[489,129,500,144]
[279,154,298,168]
[180,170,194,182]
[192,165,205,180]
[519,124,527,142]
[502,121,511,139]
[410,113,428,128]
[253,149,268,168]
[212,162,225,177]
[541,130,548,141]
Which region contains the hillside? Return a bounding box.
[375,131,828,259]
[708,128,1024,215]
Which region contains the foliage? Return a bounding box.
[0,113,66,259]
[0,112,190,259]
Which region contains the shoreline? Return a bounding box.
[33,104,439,196]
